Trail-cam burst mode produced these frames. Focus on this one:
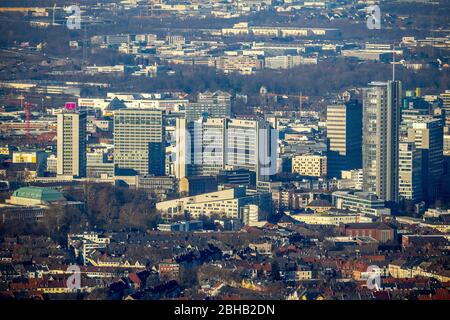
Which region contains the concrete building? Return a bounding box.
[444,134,450,156]
[265,55,317,69]
[186,100,231,122]
[340,169,363,190]
[440,89,450,113]
[12,150,48,177]
[114,109,165,176]
[341,49,394,62]
[0,204,44,223]
[197,118,228,176]
[332,190,390,216]
[326,100,362,178]
[362,81,402,202]
[46,155,57,174]
[156,187,271,220]
[226,118,276,181]
[292,154,327,177]
[57,111,87,178]
[174,117,190,179]
[398,142,423,202]
[215,55,262,74]
[67,232,111,265]
[242,204,265,226]
[217,168,256,187]
[389,260,450,283]
[185,91,232,122]
[289,213,363,226]
[179,175,218,196]
[175,117,227,177]
[86,151,114,179]
[136,175,177,200]
[157,220,203,232]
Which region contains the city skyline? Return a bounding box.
[0,0,449,305]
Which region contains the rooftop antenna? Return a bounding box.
[82,23,88,68]
[52,4,56,26]
[299,92,303,114]
[392,44,395,81]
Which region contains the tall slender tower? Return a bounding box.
[57,111,87,178]
[362,81,402,202]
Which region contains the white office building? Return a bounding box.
[332,190,390,216]
[57,111,87,178]
[114,109,165,176]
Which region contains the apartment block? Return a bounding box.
[292,154,327,177]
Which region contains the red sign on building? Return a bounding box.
[65,102,77,111]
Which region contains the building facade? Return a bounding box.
[57,111,87,178]
[326,100,362,178]
[398,141,423,202]
[332,190,390,216]
[156,187,271,220]
[362,81,402,202]
[292,154,327,177]
[114,109,165,176]
[175,117,277,182]
[407,117,443,203]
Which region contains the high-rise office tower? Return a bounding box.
[174,117,227,178]
[440,90,450,114]
[326,99,362,178]
[226,118,277,182]
[175,118,190,179]
[198,118,227,176]
[175,117,277,181]
[400,94,432,138]
[114,109,165,176]
[398,141,422,203]
[57,111,87,178]
[362,81,402,202]
[407,117,443,203]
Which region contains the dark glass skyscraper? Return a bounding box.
[326,99,362,179]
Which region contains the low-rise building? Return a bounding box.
[242,204,266,226]
[137,175,177,200]
[68,232,111,264]
[158,260,180,280]
[344,223,395,243]
[6,186,66,206]
[179,176,217,196]
[332,190,390,216]
[288,212,364,226]
[156,187,271,220]
[389,260,450,283]
[157,220,203,232]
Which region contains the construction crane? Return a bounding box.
[18,95,37,146]
[264,92,308,113]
